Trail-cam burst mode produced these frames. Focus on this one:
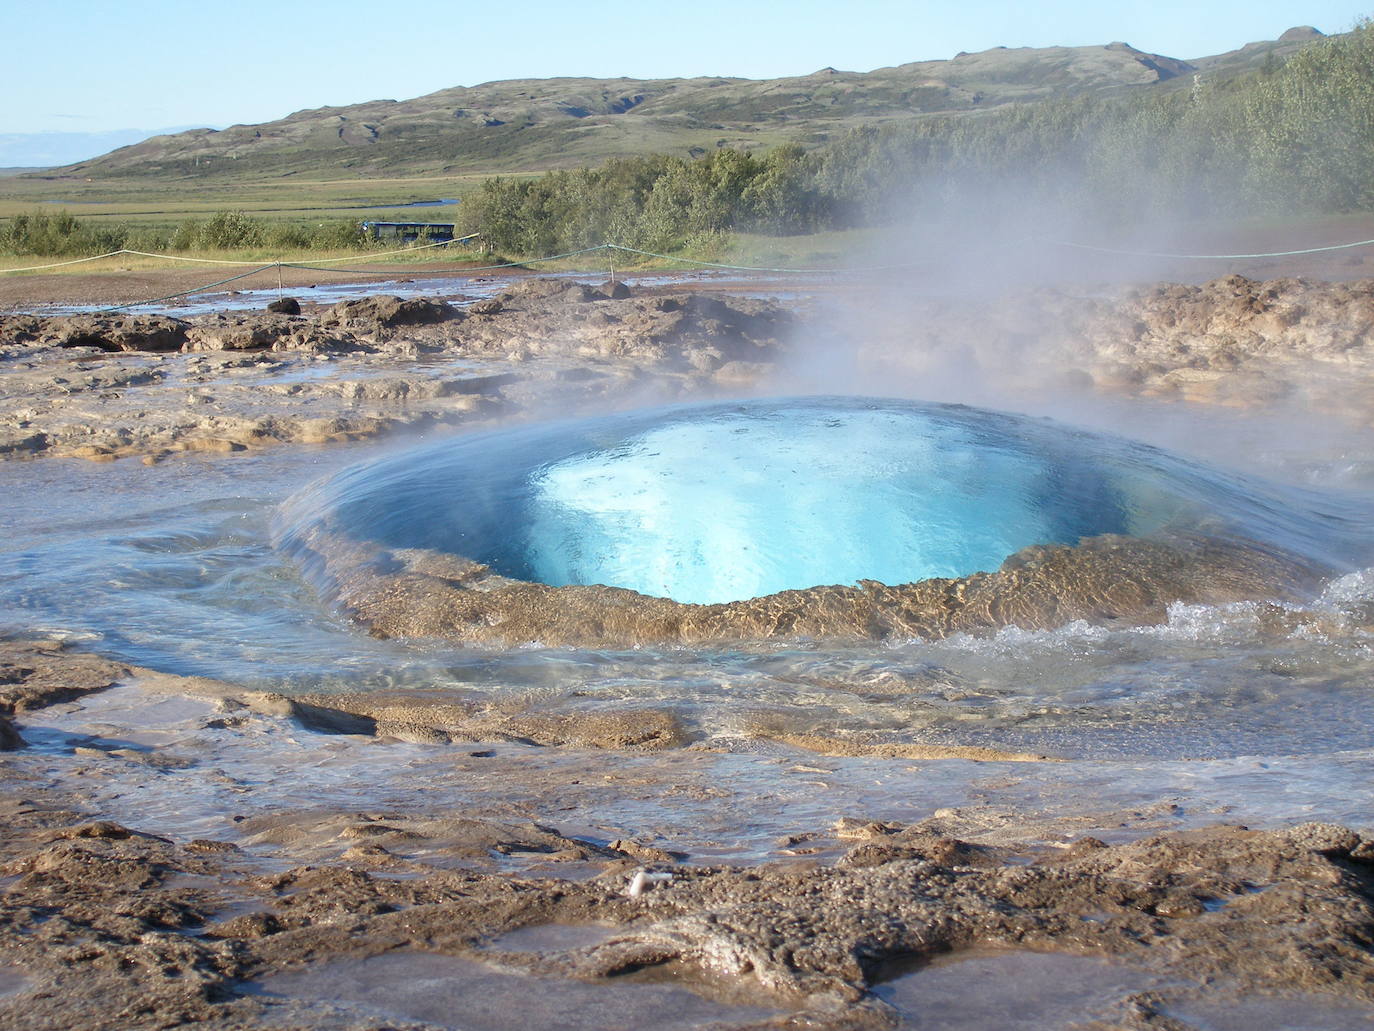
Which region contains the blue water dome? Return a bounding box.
[519,403,1125,604]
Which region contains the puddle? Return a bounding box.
[873,949,1374,1030]
[246,949,783,1030]
[36,269,820,317]
[0,964,30,998]
[487,923,618,953]
[1162,993,1374,1030]
[874,949,1162,1029]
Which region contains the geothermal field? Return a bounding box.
[0,250,1373,1031]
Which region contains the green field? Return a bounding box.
[0,173,500,231]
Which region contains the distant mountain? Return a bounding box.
[1189,24,1324,73]
[1,127,210,170]
[45,30,1326,182]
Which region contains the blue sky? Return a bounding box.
[3,0,1369,134]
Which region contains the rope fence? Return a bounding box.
[1049,237,1374,260]
[5,231,1374,313]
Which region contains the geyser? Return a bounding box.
[278,397,1362,622]
[520,405,1124,603]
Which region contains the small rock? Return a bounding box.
[609,839,684,863]
[266,297,301,316]
[186,838,240,853]
[0,715,24,750]
[1154,894,1206,919]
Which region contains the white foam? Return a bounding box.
[524,408,1089,604]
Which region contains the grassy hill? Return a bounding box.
[43,30,1322,183]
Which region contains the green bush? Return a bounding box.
[459,22,1374,255]
[195,211,265,249]
[0,211,132,257]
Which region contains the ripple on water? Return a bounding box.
[245,951,785,1030]
[873,948,1374,1030]
[486,924,619,953]
[874,950,1161,1029]
[0,964,30,998]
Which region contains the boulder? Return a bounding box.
[0,315,43,345]
[266,297,301,316]
[45,314,188,352]
[322,295,454,328]
[184,313,301,351]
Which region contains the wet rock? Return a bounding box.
[266,296,301,315]
[44,313,188,352]
[608,839,685,863]
[10,274,1374,469]
[283,692,691,751]
[207,911,284,938]
[849,274,1374,429]
[185,838,239,854]
[316,531,1324,648]
[601,280,632,299]
[0,639,129,714]
[45,820,134,841]
[2,782,1374,1031]
[0,714,23,750]
[499,277,585,303]
[0,314,43,344]
[467,297,503,315]
[839,831,994,870]
[183,312,305,351]
[0,285,788,462]
[322,294,454,328]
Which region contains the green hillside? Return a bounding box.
[41,31,1322,183]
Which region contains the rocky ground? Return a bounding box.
[4,271,1374,1028]
[1,273,1372,465]
[4,640,1374,1030]
[812,274,1374,430]
[0,279,790,462]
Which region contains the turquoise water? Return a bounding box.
[284,396,1368,606]
[524,406,1120,603]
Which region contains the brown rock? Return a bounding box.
[0,714,23,750]
[322,294,453,327]
[45,313,188,352]
[467,297,504,315]
[0,639,129,714]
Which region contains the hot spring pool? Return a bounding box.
[278,395,1366,612]
[5,394,1374,766]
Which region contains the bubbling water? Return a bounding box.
[523,406,1125,603]
[278,396,1369,608]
